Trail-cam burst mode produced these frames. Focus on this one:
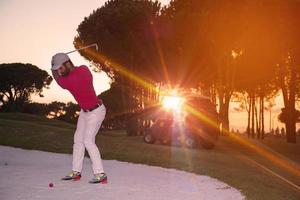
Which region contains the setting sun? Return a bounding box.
[1,1,300,199]
[162,95,184,111]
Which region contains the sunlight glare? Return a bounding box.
[162,95,184,111]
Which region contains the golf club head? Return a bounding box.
[94,43,99,51]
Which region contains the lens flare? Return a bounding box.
[75,40,300,191]
[162,95,184,111]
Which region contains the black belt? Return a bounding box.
[82,102,102,112]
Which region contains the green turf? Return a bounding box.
[0,112,299,200]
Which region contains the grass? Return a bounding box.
[0,112,299,200]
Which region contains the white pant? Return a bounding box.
[72,104,106,174]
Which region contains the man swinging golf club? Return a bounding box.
[51,44,107,184]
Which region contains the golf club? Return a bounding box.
[66,43,99,54]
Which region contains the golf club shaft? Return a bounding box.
[66,43,98,54]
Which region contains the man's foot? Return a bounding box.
[89,173,108,184]
[61,171,81,181]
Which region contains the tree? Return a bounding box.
[276,55,300,143]
[161,0,248,133]
[270,0,300,143]
[75,0,162,126]
[57,102,80,123]
[99,83,139,129]
[0,63,52,112]
[43,101,80,123]
[75,0,162,82]
[73,0,300,142]
[23,102,49,116]
[234,0,300,143]
[46,101,66,119]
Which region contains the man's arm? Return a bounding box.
[51,70,60,83]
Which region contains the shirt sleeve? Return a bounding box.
[80,65,93,78]
[51,69,67,89]
[57,77,67,89]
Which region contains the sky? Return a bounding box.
[0,0,289,131]
[0,0,171,104]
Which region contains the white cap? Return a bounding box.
[51,53,70,70]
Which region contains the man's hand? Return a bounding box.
[51,70,60,83]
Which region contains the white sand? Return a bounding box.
[0,146,244,200]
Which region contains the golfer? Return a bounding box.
[51,53,107,184]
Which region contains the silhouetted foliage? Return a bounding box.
[278,108,300,124]
[73,0,300,142]
[75,0,162,82]
[23,102,49,116]
[57,102,80,124]
[0,63,52,112]
[99,83,139,129]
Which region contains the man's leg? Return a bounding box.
[72,111,86,173]
[83,105,106,174]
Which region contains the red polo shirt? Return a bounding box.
[57,65,101,110]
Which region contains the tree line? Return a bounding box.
[0,63,140,129]
[75,0,300,143]
[1,0,300,143]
